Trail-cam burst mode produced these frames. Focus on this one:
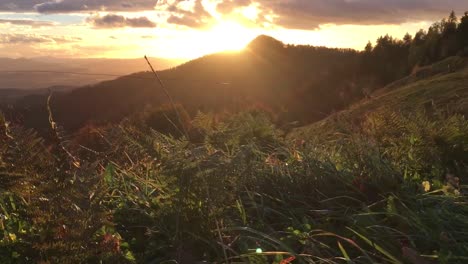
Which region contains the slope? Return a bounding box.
[290,56,468,139]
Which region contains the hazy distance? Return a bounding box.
[0,57,184,90]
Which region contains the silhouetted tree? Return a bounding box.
[409,30,427,68]
[364,41,373,53]
[458,12,468,52]
[440,11,460,57]
[403,33,413,47]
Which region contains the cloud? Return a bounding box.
[34,0,159,13]
[216,0,468,29]
[167,15,204,28]
[0,0,43,11]
[0,19,55,27]
[165,0,213,28]
[0,0,159,13]
[0,33,81,44]
[87,14,156,28]
[216,0,251,14]
[1,0,467,29]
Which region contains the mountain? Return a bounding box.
[0,57,183,90]
[3,35,365,134]
[4,30,468,136]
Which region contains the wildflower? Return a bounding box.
[292,150,303,162]
[8,233,17,242]
[421,181,431,192]
[281,256,296,264]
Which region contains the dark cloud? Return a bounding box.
[1,0,467,29]
[0,0,159,13]
[35,0,158,13]
[0,19,55,27]
[87,14,157,28]
[216,0,468,29]
[0,0,43,11]
[0,33,81,44]
[165,0,213,28]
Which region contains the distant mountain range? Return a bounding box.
[0,57,184,90]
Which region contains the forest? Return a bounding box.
[1,11,468,264]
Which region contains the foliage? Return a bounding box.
[102,108,468,263]
[3,102,468,263]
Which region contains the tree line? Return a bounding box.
[361,11,468,88]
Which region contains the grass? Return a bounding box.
[0,60,467,263]
[291,61,468,141]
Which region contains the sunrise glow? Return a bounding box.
[0,0,466,59]
[207,20,253,51]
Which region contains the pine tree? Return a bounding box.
[458,12,468,49]
[403,33,413,46]
[364,41,373,53]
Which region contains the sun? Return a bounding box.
[138,19,261,60]
[203,20,255,52]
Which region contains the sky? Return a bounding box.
[0,0,467,59]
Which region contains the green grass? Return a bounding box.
[1,60,468,263]
[291,59,468,140]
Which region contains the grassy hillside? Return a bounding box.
[2,99,468,263]
[291,56,468,140]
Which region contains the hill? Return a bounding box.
[290,56,468,139]
[3,35,365,133]
[3,11,468,135]
[2,55,468,264]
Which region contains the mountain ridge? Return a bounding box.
[2,35,365,133]
[3,30,468,137]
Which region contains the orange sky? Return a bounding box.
[0,0,465,59]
